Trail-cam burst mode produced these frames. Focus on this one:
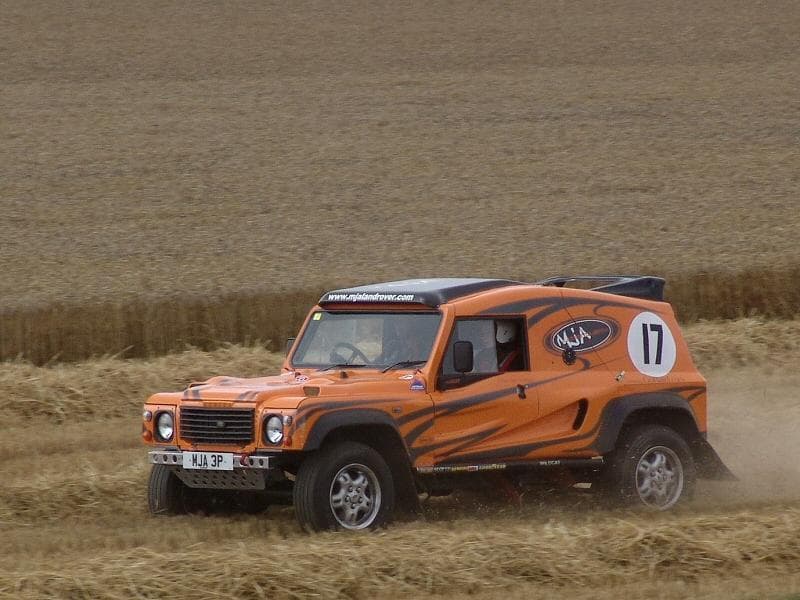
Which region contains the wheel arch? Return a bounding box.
[305,409,420,513]
[592,392,735,480]
[593,392,702,455]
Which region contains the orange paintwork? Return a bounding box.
[143,283,707,471]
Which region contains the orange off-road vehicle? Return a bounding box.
[143,277,733,530]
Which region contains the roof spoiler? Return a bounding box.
[536,275,665,301]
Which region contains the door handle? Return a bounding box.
[516,384,527,399]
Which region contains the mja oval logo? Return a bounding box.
[547,319,618,353]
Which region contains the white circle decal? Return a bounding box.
[626,312,676,377]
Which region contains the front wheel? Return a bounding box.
[148,464,189,514]
[603,424,696,510]
[293,441,395,531]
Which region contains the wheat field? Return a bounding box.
[4,265,800,365]
[2,1,800,598]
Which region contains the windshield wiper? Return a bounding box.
[381,360,427,373]
[319,363,370,372]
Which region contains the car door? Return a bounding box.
[517,307,617,460]
[429,317,539,465]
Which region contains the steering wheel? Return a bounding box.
[330,342,369,365]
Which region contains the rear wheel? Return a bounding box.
[603,424,696,510]
[293,441,395,531]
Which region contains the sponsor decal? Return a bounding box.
[294,374,309,383]
[312,312,322,321]
[417,463,508,474]
[399,374,414,380]
[410,379,426,392]
[546,318,619,354]
[324,292,417,303]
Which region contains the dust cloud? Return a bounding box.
[699,368,800,504]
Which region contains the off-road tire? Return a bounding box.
[603,424,696,510]
[148,464,189,515]
[293,441,395,532]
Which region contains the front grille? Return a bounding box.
[180,407,254,445]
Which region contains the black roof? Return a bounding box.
[319,278,522,308]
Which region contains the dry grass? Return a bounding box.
[1,320,800,599]
[0,317,796,422]
[2,507,800,599]
[0,344,284,421]
[683,317,800,370]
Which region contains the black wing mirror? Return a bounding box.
[453,340,474,373]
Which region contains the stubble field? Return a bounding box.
[2,1,799,598]
[2,320,800,599]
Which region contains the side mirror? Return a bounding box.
[285,337,296,356]
[453,341,474,373]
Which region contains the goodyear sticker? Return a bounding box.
[417,463,508,474]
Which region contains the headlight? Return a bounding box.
[265,415,284,445]
[155,412,174,442]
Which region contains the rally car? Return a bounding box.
[143,276,732,530]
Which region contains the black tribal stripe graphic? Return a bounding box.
[440,386,705,464]
[181,385,261,402]
[409,424,506,461]
[440,418,604,464]
[402,356,593,450]
[235,390,259,402]
[181,386,203,401]
[291,396,437,439]
[292,397,395,430]
[479,295,651,328]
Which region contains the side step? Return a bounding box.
[416,456,604,475]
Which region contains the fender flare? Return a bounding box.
[591,392,701,456]
[590,392,735,480]
[303,407,422,512]
[304,408,406,452]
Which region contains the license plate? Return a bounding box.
[182,451,234,471]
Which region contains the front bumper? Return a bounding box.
[149,450,276,490]
[148,450,272,469]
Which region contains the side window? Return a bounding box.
[441,317,527,377]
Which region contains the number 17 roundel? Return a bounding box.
[626,312,677,377]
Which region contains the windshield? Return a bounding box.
[291,311,442,368]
